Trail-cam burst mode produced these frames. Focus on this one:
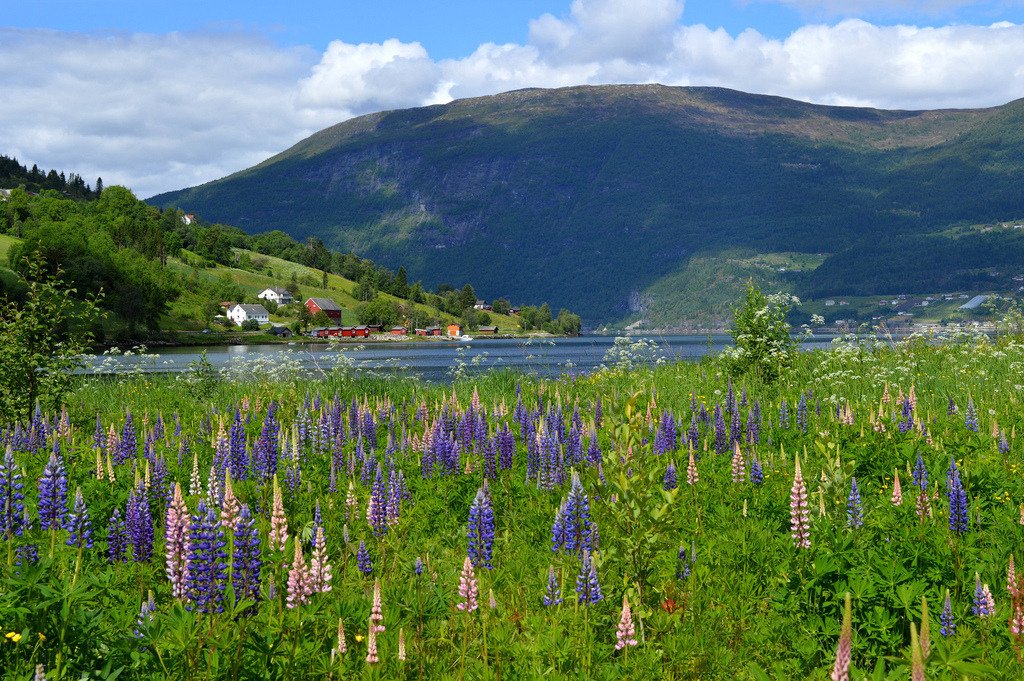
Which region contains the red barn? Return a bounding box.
[305,297,342,322]
[391,326,408,335]
[353,326,370,338]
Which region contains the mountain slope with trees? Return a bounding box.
[150,85,1024,325]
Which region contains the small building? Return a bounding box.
[258,287,293,305]
[477,325,499,335]
[353,326,370,338]
[417,326,442,336]
[341,327,355,337]
[391,326,408,335]
[181,213,196,225]
[305,297,343,322]
[509,308,521,315]
[365,324,383,333]
[269,326,293,338]
[960,295,989,311]
[227,304,269,327]
[447,323,462,337]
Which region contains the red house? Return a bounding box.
[391,327,408,336]
[341,327,355,337]
[305,297,342,322]
[353,326,370,338]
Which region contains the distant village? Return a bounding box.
[221,286,510,341]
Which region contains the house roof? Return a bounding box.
[478,325,499,332]
[262,287,291,296]
[231,304,269,316]
[306,297,342,311]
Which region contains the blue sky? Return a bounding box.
[3,0,1024,196]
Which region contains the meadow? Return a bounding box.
[2,329,1024,679]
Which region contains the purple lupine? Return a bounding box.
[552,472,592,555]
[414,556,424,576]
[543,565,563,606]
[126,482,153,562]
[713,404,727,455]
[165,483,190,600]
[0,448,25,538]
[37,451,69,530]
[941,590,956,636]
[750,455,764,485]
[498,423,515,470]
[66,488,93,549]
[369,464,387,537]
[134,591,157,639]
[229,409,248,481]
[948,467,969,535]
[575,550,603,605]
[847,478,863,529]
[947,396,958,415]
[779,399,789,429]
[898,397,915,434]
[999,431,1010,455]
[467,486,495,570]
[797,394,808,434]
[356,540,373,575]
[233,504,261,609]
[973,573,993,618]
[675,544,693,580]
[186,500,227,614]
[116,411,136,464]
[965,398,978,432]
[107,507,129,563]
[912,452,928,490]
[663,461,678,491]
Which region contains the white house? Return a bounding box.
[257,287,293,305]
[227,304,269,327]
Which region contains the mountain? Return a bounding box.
[150,85,1024,326]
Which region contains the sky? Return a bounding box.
[3,0,1024,197]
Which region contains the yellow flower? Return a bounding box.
[5,631,21,643]
[355,634,365,643]
[38,632,45,641]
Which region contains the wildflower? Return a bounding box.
[357,540,372,575]
[220,471,240,532]
[891,471,903,506]
[940,589,955,637]
[910,622,925,681]
[286,539,312,609]
[575,550,603,605]
[0,448,25,539]
[543,565,563,606]
[369,464,387,537]
[750,455,764,485]
[457,556,479,612]
[830,593,852,681]
[165,483,190,599]
[134,591,157,639]
[415,556,424,576]
[467,486,495,570]
[489,588,497,610]
[398,627,407,661]
[553,472,592,555]
[615,594,638,650]
[366,620,379,664]
[846,478,863,529]
[126,482,153,563]
[676,544,693,580]
[920,596,931,658]
[790,456,811,549]
[965,398,978,432]
[185,501,227,614]
[232,504,262,609]
[369,577,384,632]
[912,452,928,490]
[269,475,288,552]
[731,442,745,483]
[107,507,129,563]
[335,618,347,655]
[37,451,69,530]
[948,467,969,535]
[309,525,332,593]
[686,447,699,485]
[663,461,678,491]
[973,573,993,618]
[66,488,93,550]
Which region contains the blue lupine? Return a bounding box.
[663,461,678,491]
[116,411,136,464]
[356,540,373,575]
[941,591,956,637]
[370,465,387,537]
[107,507,129,563]
[552,472,592,555]
[675,545,692,580]
[898,398,914,434]
[973,574,992,617]
[847,478,863,529]
[912,452,928,490]
[467,486,495,570]
[414,556,424,576]
[779,400,789,429]
[232,504,262,610]
[750,456,764,485]
[134,592,157,639]
[947,396,958,415]
[999,431,1010,455]
[543,565,563,606]
[965,398,978,432]
[229,409,248,480]
[126,483,153,563]
[948,468,969,534]
[66,488,93,549]
[713,404,727,455]
[797,394,808,433]
[575,550,603,605]
[186,501,227,614]
[0,448,25,538]
[37,451,69,531]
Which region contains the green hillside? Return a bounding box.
[150,85,1024,325]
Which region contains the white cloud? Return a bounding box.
[3,0,1024,197]
[752,0,1018,17]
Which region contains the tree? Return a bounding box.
[492,297,511,315]
[357,297,400,327]
[0,256,103,422]
[311,310,331,327]
[725,282,797,381]
[459,284,477,310]
[392,266,410,299]
[297,304,313,332]
[556,309,582,335]
[353,274,377,302]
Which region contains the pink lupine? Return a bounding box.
[220,471,240,532]
[830,593,851,681]
[615,594,638,650]
[286,539,312,609]
[456,556,479,612]
[269,475,288,552]
[731,442,745,483]
[335,618,347,655]
[370,578,385,633]
[310,525,333,593]
[790,456,811,549]
[910,622,925,681]
[686,447,699,486]
[398,627,407,661]
[366,618,379,664]
[891,471,903,506]
[164,482,190,599]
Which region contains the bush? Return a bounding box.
[240,319,260,331]
[723,282,797,381]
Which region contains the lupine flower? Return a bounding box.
[398,627,407,661]
[369,464,388,537]
[940,589,955,637]
[369,575,385,630]
[973,573,993,617]
[66,488,93,549]
[543,565,563,606]
[830,592,852,681]
[0,448,25,538]
[34,664,44,681]
[220,471,240,532]
[731,442,745,483]
[107,507,129,563]
[576,550,603,605]
[847,478,863,529]
[335,618,347,655]
[186,501,227,614]
[912,453,928,490]
[467,486,495,570]
[964,398,978,432]
[415,556,424,576]
[165,483,190,599]
[948,467,969,534]
[37,451,69,530]
[663,461,678,490]
[489,588,497,610]
[286,539,313,609]
[134,591,157,639]
[919,596,931,658]
[357,540,372,575]
[1008,554,1024,638]
[790,456,811,549]
[126,483,153,563]
[891,471,903,506]
[910,622,925,681]
[615,594,637,650]
[457,556,479,612]
[269,475,288,552]
[553,472,592,555]
[232,504,261,609]
[686,447,699,485]
[309,525,332,593]
[750,455,764,485]
[676,544,693,580]
[366,619,380,664]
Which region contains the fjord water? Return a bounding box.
[87,334,842,381]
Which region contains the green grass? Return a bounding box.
[0,233,23,261]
